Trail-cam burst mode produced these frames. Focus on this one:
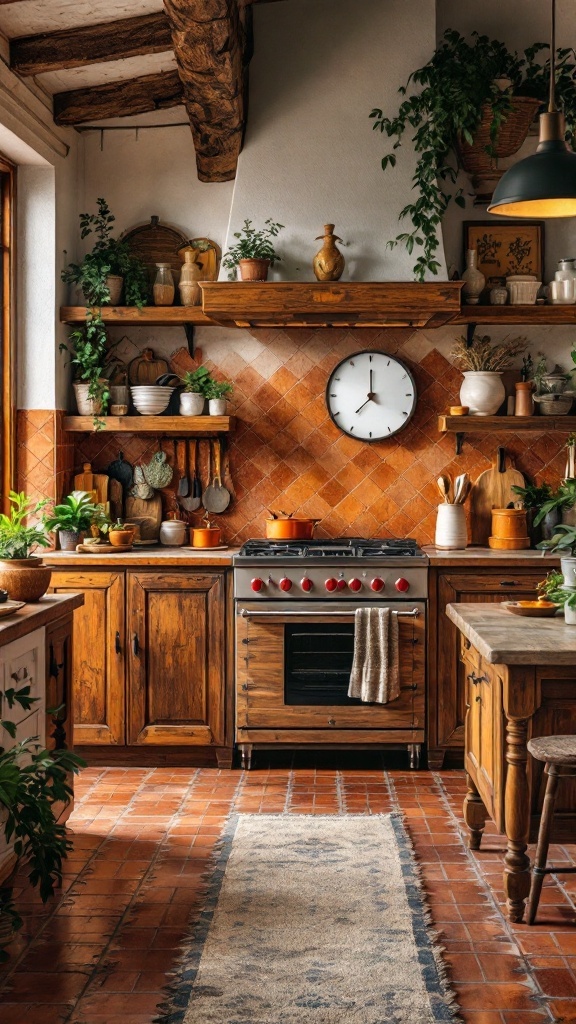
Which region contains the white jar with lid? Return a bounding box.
[159,520,187,546]
[555,259,576,301]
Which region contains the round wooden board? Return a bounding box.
[76,543,134,553]
[121,216,189,301]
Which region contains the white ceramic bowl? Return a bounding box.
[506,279,541,305]
[130,385,174,415]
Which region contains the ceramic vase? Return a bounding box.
[435,504,467,550]
[179,250,203,306]
[514,381,534,417]
[180,391,205,416]
[565,595,576,624]
[459,371,505,416]
[561,556,576,587]
[313,224,345,281]
[461,249,485,305]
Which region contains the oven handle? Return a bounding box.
[239,607,420,619]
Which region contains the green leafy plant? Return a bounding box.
[205,379,233,401]
[511,481,553,510]
[533,480,576,527]
[180,366,212,394]
[0,492,49,560]
[43,491,102,534]
[451,333,526,372]
[61,198,148,308]
[370,30,576,279]
[0,685,85,959]
[537,522,576,555]
[60,310,111,427]
[222,219,284,278]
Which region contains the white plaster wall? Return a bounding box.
[224,0,443,282]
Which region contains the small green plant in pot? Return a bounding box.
[62,198,148,308]
[44,491,102,551]
[179,365,211,416]
[537,569,576,624]
[0,492,51,602]
[511,482,553,545]
[205,378,233,416]
[222,219,284,281]
[538,522,576,589]
[0,684,85,960]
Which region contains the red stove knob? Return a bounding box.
[300,577,313,592]
[349,578,362,592]
[371,577,385,592]
[395,577,410,593]
[336,579,347,590]
[279,577,292,592]
[325,578,338,592]
[251,578,265,592]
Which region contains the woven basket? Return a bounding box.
[0,559,52,602]
[457,96,541,194]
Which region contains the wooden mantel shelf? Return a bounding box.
[63,415,235,434]
[439,413,576,453]
[60,306,213,326]
[453,306,576,325]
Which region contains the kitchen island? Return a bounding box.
[446,602,576,923]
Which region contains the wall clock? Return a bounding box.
[325,350,417,442]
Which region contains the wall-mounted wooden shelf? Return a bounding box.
[63,415,235,434]
[453,307,576,326]
[438,414,576,454]
[60,306,214,326]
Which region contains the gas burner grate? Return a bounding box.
[237,537,423,559]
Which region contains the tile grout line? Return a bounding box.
[430,771,557,1023]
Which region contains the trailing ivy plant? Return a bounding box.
[62,198,148,308]
[60,310,111,428]
[370,30,576,279]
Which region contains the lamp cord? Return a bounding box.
[549,0,557,112]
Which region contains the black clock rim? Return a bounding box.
[325,349,417,443]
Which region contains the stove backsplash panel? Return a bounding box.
[32,327,567,546]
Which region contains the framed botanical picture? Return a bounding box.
[463,221,545,287]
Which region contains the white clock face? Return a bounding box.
[326,350,417,442]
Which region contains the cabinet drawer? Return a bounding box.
[443,572,544,595]
[2,627,45,728]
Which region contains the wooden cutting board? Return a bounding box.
[108,478,123,523]
[74,463,108,505]
[125,494,162,541]
[470,448,525,546]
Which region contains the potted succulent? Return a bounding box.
[450,333,526,415]
[0,492,51,602]
[179,365,211,416]
[222,219,284,281]
[62,198,148,308]
[371,30,576,279]
[44,491,102,551]
[205,378,234,415]
[0,685,84,961]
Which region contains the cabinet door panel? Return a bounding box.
[436,571,542,754]
[49,571,125,745]
[127,571,225,746]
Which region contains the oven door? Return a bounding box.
[236,601,425,731]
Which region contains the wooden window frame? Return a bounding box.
[0,156,15,509]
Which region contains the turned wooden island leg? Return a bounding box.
[463,773,488,850]
[504,713,532,923]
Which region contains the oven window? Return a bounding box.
[284,624,363,705]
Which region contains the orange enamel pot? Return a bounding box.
[192,527,222,548]
[265,518,319,540]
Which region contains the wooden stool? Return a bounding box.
[526,735,576,925]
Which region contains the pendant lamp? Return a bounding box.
[487,0,576,217]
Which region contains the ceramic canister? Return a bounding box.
[434,504,467,550]
[159,520,187,546]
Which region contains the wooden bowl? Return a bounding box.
[109,530,134,548]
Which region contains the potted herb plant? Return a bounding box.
[222,219,284,281]
[537,569,576,625]
[511,481,553,545]
[538,523,576,588]
[179,366,211,416]
[0,492,51,602]
[205,378,234,416]
[370,30,576,279]
[450,333,526,415]
[62,198,148,307]
[44,491,102,551]
[0,685,84,961]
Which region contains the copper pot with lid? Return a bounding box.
[264,511,321,540]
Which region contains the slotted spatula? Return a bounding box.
[179,440,202,512]
[202,438,231,513]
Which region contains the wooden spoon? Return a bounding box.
[437,475,451,504]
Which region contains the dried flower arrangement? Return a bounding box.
[450,333,527,372]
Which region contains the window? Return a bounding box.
[0,156,14,507]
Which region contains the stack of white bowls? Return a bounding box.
[130,385,174,415]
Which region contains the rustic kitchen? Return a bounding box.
[0,0,575,1020]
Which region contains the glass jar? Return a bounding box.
[153,263,175,306]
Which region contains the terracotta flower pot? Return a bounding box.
[238,258,270,281]
[105,274,123,305]
[109,529,134,547]
[0,558,52,602]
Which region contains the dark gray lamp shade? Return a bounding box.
[488,116,576,218]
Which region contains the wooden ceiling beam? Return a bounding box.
[11,12,172,77]
[53,70,183,126]
[163,0,252,183]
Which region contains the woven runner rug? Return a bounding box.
[156,813,461,1024]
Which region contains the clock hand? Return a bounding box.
[355,397,371,414]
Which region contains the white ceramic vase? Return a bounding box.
[435,503,467,550]
[561,556,576,587]
[460,371,505,416]
[180,391,205,416]
[209,398,228,415]
[461,249,485,305]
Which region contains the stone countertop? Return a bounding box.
[0,593,84,647]
[446,601,576,665]
[46,547,240,567]
[424,546,559,567]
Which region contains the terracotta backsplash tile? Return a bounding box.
[16,327,568,547]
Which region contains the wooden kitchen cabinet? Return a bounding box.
[428,568,547,769]
[49,570,125,746]
[49,566,233,767]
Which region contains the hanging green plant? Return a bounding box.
[370,30,576,280]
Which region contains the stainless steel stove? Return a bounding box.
[234,539,428,769]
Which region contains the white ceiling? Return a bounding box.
[0,0,163,37]
[39,50,178,94]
